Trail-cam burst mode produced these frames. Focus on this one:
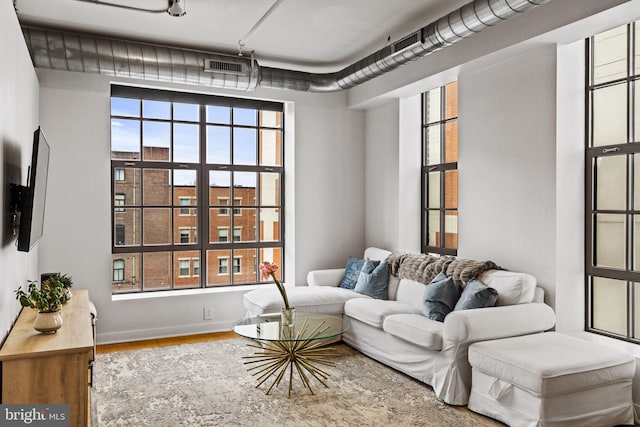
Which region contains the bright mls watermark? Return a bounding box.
[1,405,69,426]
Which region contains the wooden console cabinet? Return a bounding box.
[0,290,95,427]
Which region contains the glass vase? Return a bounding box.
[281,307,296,327]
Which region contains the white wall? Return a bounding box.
[364,100,399,250]
[362,94,422,254]
[0,2,40,340]
[555,40,586,334]
[36,70,365,343]
[457,45,558,307]
[364,44,560,305]
[397,95,422,253]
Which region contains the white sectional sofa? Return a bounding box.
[243,247,556,405]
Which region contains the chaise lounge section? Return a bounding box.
[243,247,556,405]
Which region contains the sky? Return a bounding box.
[111,97,277,186]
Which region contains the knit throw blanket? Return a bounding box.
[386,251,502,288]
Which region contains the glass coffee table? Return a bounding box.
[233,312,346,397]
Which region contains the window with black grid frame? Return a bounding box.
[109,86,284,294]
[421,82,458,256]
[586,21,640,343]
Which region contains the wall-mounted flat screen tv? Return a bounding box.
[16,127,50,252]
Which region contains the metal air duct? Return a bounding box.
[21,0,550,93]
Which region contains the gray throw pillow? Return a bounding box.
[423,272,460,322]
[453,279,498,311]
[354,261,389,299]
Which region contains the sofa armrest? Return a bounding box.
[443,303,555,345]
[307,268,345,287]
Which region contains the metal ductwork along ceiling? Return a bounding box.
[22,0,550,93]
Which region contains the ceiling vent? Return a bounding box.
[204,58,246,75]
[392,32,421,53]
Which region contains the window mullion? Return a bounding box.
[199,104,207,288]
[629,280,634,339]
[440,86,446,249]
[170,106,175,290]
[630,23,635,144]
[138,117,145,288]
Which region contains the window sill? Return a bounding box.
[111,284,264,301]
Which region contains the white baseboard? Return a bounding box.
[96,320,236,344]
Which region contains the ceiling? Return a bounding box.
[13,0,470,72]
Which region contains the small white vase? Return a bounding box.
[281,307,296,327]
[34,311,63,334]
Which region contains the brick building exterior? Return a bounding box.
[112,146,281,292]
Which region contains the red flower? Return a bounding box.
[260,261,290,309]
[260,261,279,280]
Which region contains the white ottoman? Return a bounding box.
[468,332,635,427]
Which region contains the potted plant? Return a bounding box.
[15,280,66,333]
[42,273,73,303]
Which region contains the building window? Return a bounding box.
[115,224,125,246]
[179,228,190,244]
[114,168,125,181]
[586,22,640,343]
[218,258,228,275]
[178,259,190,277]
[114,193,125,212]
[113,259,125,282]
[218,198,229,215]
[193,258,200,276]
[111,86,284,293]
[421,81,458,256]
[179,197,191,215]
[233,227,242,242]
[233,257,241,274]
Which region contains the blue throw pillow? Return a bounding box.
[453,279,498,311]
[339,257,379,290]
[423,273,460,322]
[354,261,389,299]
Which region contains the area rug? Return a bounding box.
[93,338,501,426]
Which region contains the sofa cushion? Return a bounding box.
[453,279,498,311]
[478,270,536,306]
[383,314,443,351]
[244,286,368,316]
[423,273,460,322]
[344,299,421,328]
[354,261,389,299]
[395,278,427,311]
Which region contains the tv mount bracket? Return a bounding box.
[8,183,25,237]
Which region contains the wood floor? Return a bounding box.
[96,331,237,354]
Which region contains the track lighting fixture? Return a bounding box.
[167,0,186,17]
